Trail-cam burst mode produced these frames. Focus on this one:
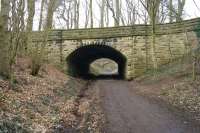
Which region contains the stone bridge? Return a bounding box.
[32,18,200,80]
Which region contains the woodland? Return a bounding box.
[0,0,200,132]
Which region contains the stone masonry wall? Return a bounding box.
[33,18,200,79]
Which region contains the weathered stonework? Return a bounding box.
[32,18,200,79]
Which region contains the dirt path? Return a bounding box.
[97,80,200,133]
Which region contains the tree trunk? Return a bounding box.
[106,4,109,27]
[84,0,89,28]
[26,0,35,31]
[100,0,105,27]
[169,0,173,22]
[45,0,55,29]
[90,0,93,28]
[115,0,120,26]
[25,0,35,52]
[31,0,56,76]
[74,0,77,28]
[0,0,10,77]
[76,0,80,29]
[38,0,45,31]
[177,0,186,22]
[0,0,9,30]
[144,0,160,70]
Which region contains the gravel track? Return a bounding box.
[97,80,200,133]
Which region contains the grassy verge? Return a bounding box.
[135,54,200,123]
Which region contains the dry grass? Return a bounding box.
[134,56,200,124]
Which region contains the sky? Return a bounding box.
[33,0,200,30]
[184,0,200,18]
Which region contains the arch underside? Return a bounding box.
[66,44,127,79]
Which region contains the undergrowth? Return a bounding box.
[0,59,88,132]
[138,52,200,123]
[140,54,196,83]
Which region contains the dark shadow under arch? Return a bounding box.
[66,44,127,79]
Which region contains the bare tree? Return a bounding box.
[115,0,120,26]
[0,0,1,12]
[83,0,89,28]
[0,0,10,78]
[45,0,56,29]
[76,0,80,28]
[105,1,109,27]
[38,0,46,31]
[140,0,161,70]
[0,0,9,29]
[100,0,105,27]
[89,0,93,28]
[0,0,26,87]
[106,0,118,26]
[169,0,173,22]
[177,0,186,21]
[73,0,80,29]
[25,0,35,52]
[31,0,57,76]
[58,0,74,29]
[125,0,137,25]
[26,0,35,31]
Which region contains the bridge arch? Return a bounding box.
[66,44,127,79]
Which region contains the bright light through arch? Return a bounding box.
[89,58,118,76]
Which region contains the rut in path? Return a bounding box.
[97,80,200,133]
